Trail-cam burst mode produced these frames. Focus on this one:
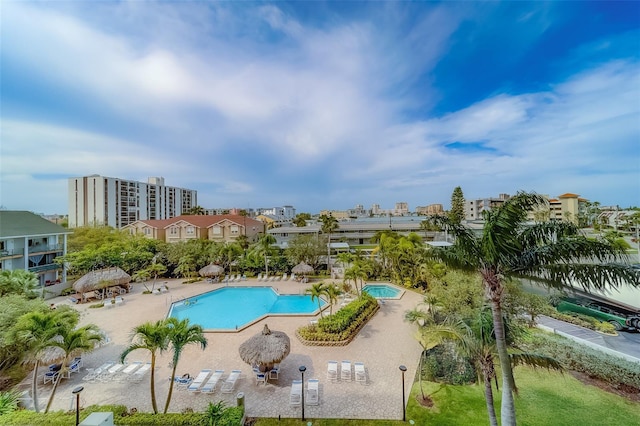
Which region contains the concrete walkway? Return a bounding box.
[22,278,424,420]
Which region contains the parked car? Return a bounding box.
[557,298,640,332]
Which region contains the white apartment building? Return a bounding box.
[68,175,197,228]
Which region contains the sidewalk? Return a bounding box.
[536,315,640,364]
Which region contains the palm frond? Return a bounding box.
[522,262,640,292]
[509,352,563,372]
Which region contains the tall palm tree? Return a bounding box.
[323,283,342,315]
[305,282,327,317]
[163,318,207,414]
[256,234,276,276]
[320,214,339,274]
[344,262,370,296]
[15,309,78,413]
[44,324,102,413]
[427,191,639,426]
[120,320,170,414]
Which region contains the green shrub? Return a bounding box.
[88,303,104,309]
[422,342,476,385]
[517,330,640,390]
[545,310,616,334]
[60,288,75,296]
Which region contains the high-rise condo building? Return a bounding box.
[68,175,197,228]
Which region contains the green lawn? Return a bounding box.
[256,367,640,426]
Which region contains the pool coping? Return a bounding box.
[167,285,329,333]
[362,282,405,300]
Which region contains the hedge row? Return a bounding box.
[517,331,640,391]
[297,294,379,343]
[544,309,617,334]
[0,405,244,426]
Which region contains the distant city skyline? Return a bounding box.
[2,2,639,214]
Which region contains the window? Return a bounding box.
[186,226,194,235]
[230,225,239,234]
[144,228,151,235]
[213,227,221,235]
[170,227,178,235]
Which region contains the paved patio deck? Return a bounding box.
[27,278,423,420]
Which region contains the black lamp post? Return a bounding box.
[72,386,84,426]
[299,365,307,421]
[399,365,407,422]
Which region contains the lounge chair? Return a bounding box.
[255,371,267,385]
[116,362,142,381]
[256,273,263,281]
[282,273,288,281]
[174,375,192,389]
[43,370,58,384]
[354,362,367,384]
[82,362,113,382]
[306,378,319,405]
[187,369,212,392]
[201,370,224,393]
[341,360,352,381]
[327,361,338,381]
[99,363,124,381]
[290,273,297,281]
[128,362,151,382]
[290,379,302,405]
[67,297,79,304]
[152,288,161,295]
[221,369,241,393]
[114,296,125,305]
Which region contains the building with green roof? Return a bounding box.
[0,211,72,287]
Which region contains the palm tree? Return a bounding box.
[44,324,102,413]
[323,283,342,315]
[120,320,170,414]
[15,309,78,413]
[320,214,339,274]
[0,270,39,298]
[256,234,276,276]
[426,191,639,426]
[344,261,370,296]
[305,282,327,317]
[147,261,168,292]
[163,318,207,414]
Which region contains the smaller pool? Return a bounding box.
[362,284,403,299]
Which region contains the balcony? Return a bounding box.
[29,263,62,273]
[0,249,22,258]
[28,244,63,254]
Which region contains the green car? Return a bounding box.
[557,298,640,332]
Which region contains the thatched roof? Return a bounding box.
[199,264,224,277]
[292,262,314,275]
[238,324,290,368]
[73,267,131,294]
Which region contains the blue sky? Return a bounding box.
[1,1,639,214]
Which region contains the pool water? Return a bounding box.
[168,286,324,331]
[362,284,401,299]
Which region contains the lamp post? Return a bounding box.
[399,365,407,422]
[299,365,306,421]
[72,386,84,426]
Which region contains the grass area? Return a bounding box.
[256,367,640,426]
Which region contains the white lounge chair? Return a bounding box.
[116,362,142,381]
[255,371,267,385]
[354,362,366,384]
[327,361,338,381]
[341,360,352,381]
[269,363,280,380]
[201,370,224,393]
[129,362,151,382]
[306,378,319,405]
[290,379,302,405]
[282,273,288,281]
[82,362,113,382]
[221,369,241,393]
[187,369,212,392]
[114,296,125,306]
[100,363,124,381]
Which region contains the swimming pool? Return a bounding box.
[362,284,403,299]
[168,286,325,331]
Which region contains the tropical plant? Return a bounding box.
[0,390,21,416]
[175,255,196,279]
[324,283,342,315]
[255,234,277,276]
[449,186,465,224]
[0,270,39,298]
[425,191,639,426]
[14,309,79,413]
[184,205,205,215]
[204,401,227,426]
[120,320,170,414]
[320,214,339,273]
[305,282,327,317]
[44,324,102,413]
[343,261,370,296]
[163,318,207,414]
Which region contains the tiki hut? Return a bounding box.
[292,262,314,275]
[73,267,131,302]
[199,264,224,277]
[238,324,290,372]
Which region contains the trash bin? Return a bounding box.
[236,392,245,408]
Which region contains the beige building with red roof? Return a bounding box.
[123,215,265,244]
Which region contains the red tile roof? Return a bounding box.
[558,193,580,198]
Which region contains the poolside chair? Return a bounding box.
[282,273,288,281]
[290,379,303,405]
[274,274,282,281]
[221,369,241,393]
[269,363,280,380]
[82,362,113,382]
[152,288,161,295]
[327,361,338,381]
[129,362,151,382]
[256,273,263,281]
[175,375,192,389]
[341,360,352,381]
[187,369,212,392]
[67,296,79,304]
[100,363,124,381]
[201,370,224,393]
[290,273,297,281]
[354,362,367,384]
[66,359,82,376]
[114,296,125,306]
[306,378,320,405]
[255,371,267,385]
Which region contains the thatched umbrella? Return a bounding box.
[238,324,290,372]
[73,267,131,301]
[292,262,314,275]
[199,264,224,277]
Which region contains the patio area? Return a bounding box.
[27,278,423,420]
